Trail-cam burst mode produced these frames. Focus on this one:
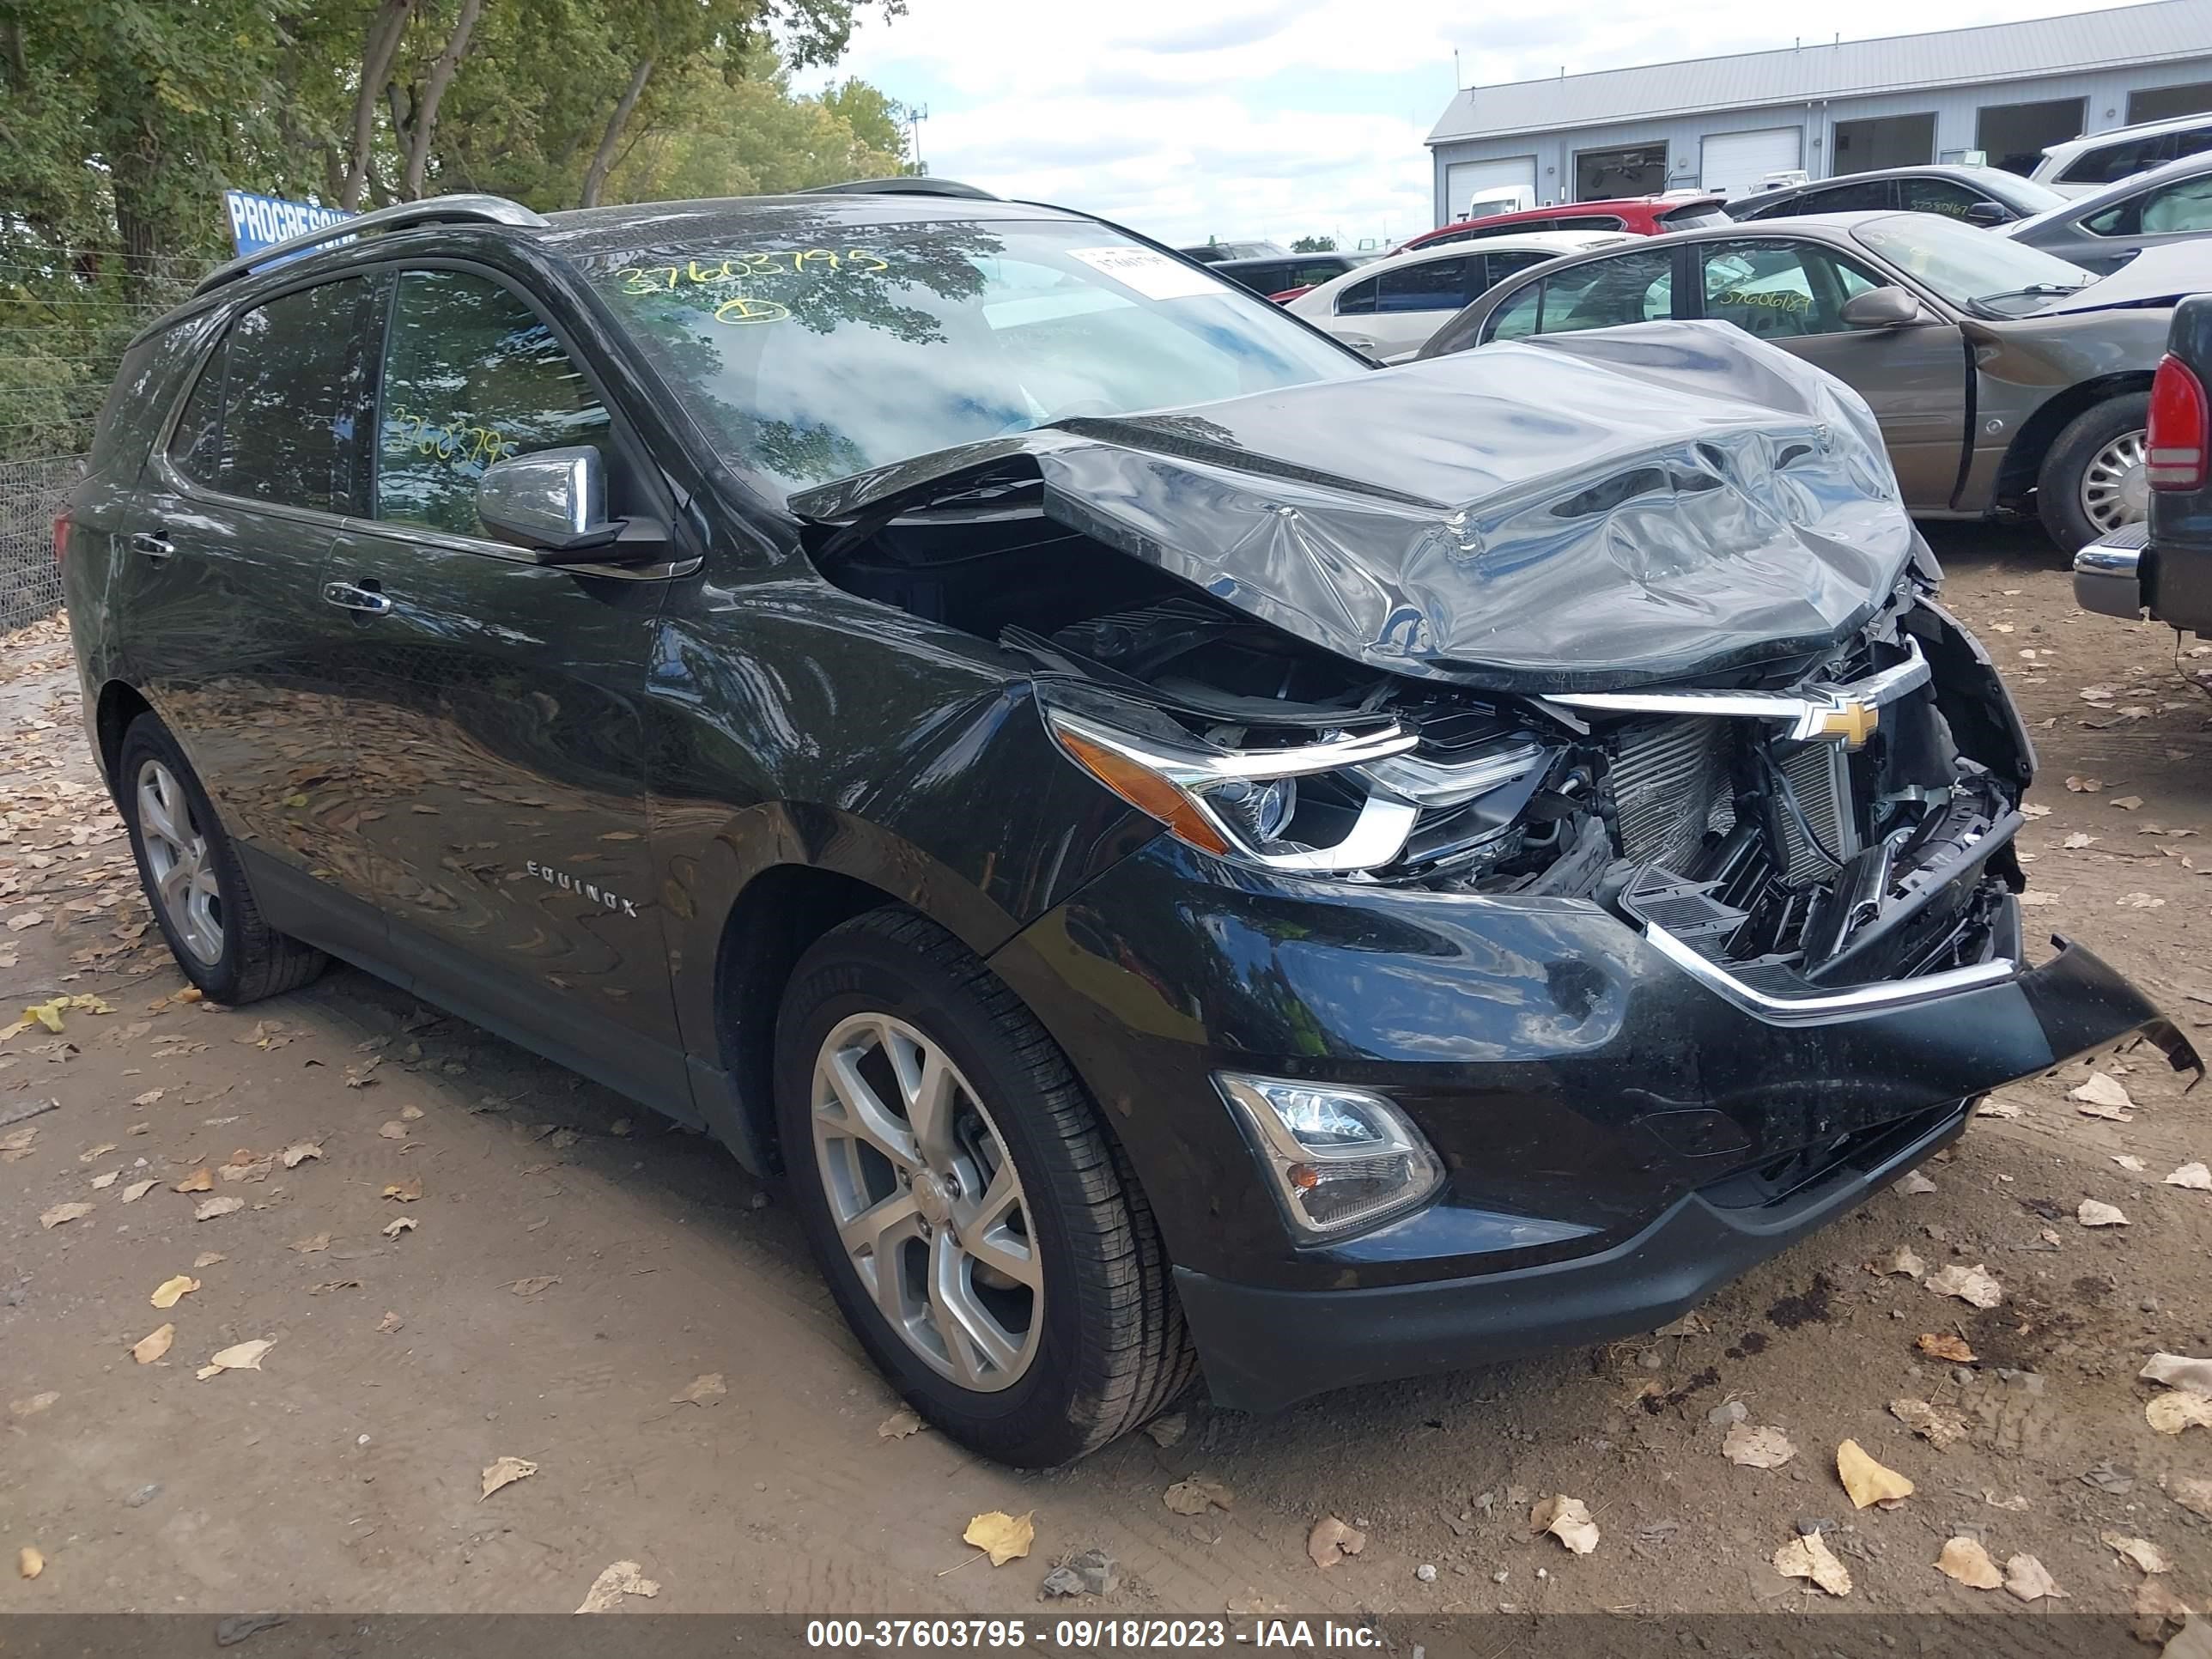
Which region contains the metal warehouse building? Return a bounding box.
[1429,0,2212,220]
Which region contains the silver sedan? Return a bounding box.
[1997,151,2212,275]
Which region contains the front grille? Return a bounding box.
[1611,718,1735,868]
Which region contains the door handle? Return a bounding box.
[322,580,392,616]
[130,531,175,561]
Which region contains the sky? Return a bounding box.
[799,0,2159,249]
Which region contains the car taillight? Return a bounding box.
[52,515,70,565]
[2148,352,2209,491]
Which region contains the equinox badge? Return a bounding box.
[526,860,640,917]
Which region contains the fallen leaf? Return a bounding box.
[962,1510,1033,1567]
[1532,1493,1600,1554]
[1873,1244,1926,1279]
[2079,1199,2130,1227]
[289,1232,331,1254]
[1936,1535,2003,1590]
[2146,1392,2212,1434]
[574,1559,659,1613]
[377,1121,408,1140]
[1898,1170,1937,1195]
[17,1546,41,1580]
[193,1194,241,1221]
[376,1310,404,1334]
[2003,1553,2068,1602]
[1838,1438,1914,1508]
[1890,1397,1969,1449]
[149,1274,198,1310]
[1917,1333,1977,1363]
[401,1104,423,1121]
[131,1323,174,1364]
[2170,1476,2212,1520]
[279,1142,322,1169]
[2063,832,2097,849]
[76,1143,116,1164]
[195,1338,272,1380]
[1773,1531,1851,1595]
[2112,795,2145,811]
[2071,1073,2136,1115]
[509,1274,560,1297]
[1926,1263,2002,1309]
[2100,1531,2172,1574]
[2118,892,2166,909]
[1307,1516,1367,1570]
[1144,1412,1186,1448]
[88,1170,118,1190]
[1976,1097,2023,1118]
[2166,1162,2212,1191]
[193,1251,224,1269]
[2141,1353,2212,1397]
[344,1059,381,1089]
[2115,1154,2148,1171]
[669,1373,726,1407]
[171,1167,213,1193]
[381,1176,421,1202]
[1723,1423,1797,1469]
[38,1201,92,1229]
[878,1407,924,1438]
[9,1391,59,1417]
[382,1217,416,1238]
[120,1178,155,1204]
[1163,1477,1233,1516]
[1984,1491,2031,1511]
[0,1123,35,1160]
[2133,1579,2197,1646]
[479,1455,538,1501]
[132,1089,164,1108]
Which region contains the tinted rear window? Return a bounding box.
[169,279,370,513]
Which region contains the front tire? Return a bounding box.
[118,714,326,1005]
[774,908,1195,1466]
[2037,392,2149,550]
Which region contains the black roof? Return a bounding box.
[535,191,1079,258]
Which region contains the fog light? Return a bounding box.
[1214,1073,1442,1241]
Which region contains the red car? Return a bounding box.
[1394,194,1729,254]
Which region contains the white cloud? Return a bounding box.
[809,0,2164,246]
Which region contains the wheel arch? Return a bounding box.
[94,680,155,798]
[1994,371,2152,507]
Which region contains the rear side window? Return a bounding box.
[2060,131,2189,185]
[1559,214,1626,232]
[1521,247,1674,335]
[1374,258,1471,313]
[168,279,370,513]
[2088,173,2212,237]
[375,269,611,538]
[1335,275,1378,316]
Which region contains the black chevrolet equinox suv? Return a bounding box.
[64,187,2196,1465]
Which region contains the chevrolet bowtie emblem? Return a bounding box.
[1814,702,1879,748]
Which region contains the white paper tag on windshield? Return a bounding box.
[1066,245,1223,301]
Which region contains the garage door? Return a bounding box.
[1699,127,1804,198]
[1444,157,1536,222]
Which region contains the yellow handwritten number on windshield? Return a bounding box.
[713,296,792,326]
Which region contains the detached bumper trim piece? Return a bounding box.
[2075,523,2148,619]
[1642,915,2016,1026]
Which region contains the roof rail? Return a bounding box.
[801,178,999,201]
[194,193,551,296]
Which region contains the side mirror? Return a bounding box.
[1839,285,1924,329]
[477,447,647,562]
[1962,201,2009,228]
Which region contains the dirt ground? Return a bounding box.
[3,522,2211,1626]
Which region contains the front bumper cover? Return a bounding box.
[1174,936,2193,1414]
[988,836,2197,1414]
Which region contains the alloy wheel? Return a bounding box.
[810,1012,1042,1392]
[2080,428,2149,534]
[136,757,223,965]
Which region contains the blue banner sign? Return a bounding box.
[222,190,356,260]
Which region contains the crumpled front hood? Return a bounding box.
[791,320,1920,693]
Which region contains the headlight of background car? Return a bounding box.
[1042,700,1547,877]
[1215,1073,1443,1239]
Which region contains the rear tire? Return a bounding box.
[118,713,326,1005]
[774,907,1195,1466]
[2037,392,2149,550]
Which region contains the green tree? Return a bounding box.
[1291,234,1335,252]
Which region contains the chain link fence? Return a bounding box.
[3,249,202,636]
[0,454,79,632]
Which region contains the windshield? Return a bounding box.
[589,217,1360,496]
[1850,213,2095,316]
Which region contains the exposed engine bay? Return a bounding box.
[811,487,2033,996]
